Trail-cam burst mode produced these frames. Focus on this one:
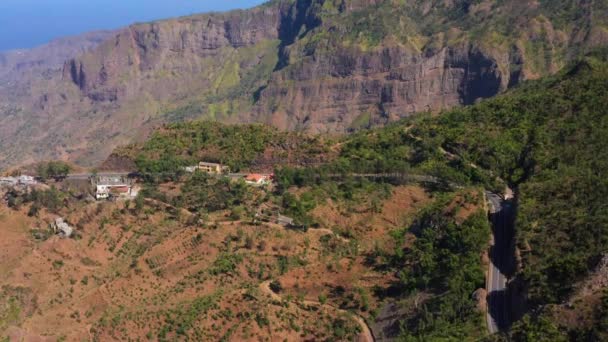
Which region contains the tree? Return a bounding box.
[27,203,40,217]
[510,315,567,342]
[37,161,71,181]
[134,193,145,213]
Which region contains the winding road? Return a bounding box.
[486,191,514,334]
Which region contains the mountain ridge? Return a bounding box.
[1,0,606,170]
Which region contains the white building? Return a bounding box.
[184,162,229,174]
[94,175,134,200]
[245,174,270,186]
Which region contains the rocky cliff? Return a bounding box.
[254,44,506,132]
[0,30,115,83]
[62,5,285,102]
[0,0,606,169]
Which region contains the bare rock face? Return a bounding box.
[62,6,284,103]
[0,30,115,83]
[254,44,508,132]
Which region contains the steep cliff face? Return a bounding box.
[254,43,507,132]
[0,5,287,169]
[62,5,285,103]
[0,30,115,83]
[0,0,606,169]
[251,0,604,132]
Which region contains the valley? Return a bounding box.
[1,1,607,341]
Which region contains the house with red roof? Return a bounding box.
[245,174,270,186]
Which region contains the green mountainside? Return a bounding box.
[121,50,608,339]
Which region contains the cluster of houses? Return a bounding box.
[184,161,272,186]
[0,161,272,203]
[0,175,37,187]
[91,162,271,202]
[0,164,294,236]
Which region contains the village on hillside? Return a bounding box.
[0,160,288,241]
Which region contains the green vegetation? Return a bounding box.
[269,52,608,338]
[6,187,65,213]
[209,253,243,276]
[157,293,221,340]
[409,53,608,310]
[592,290,608,341]
[36,161,71,180]
[179,172,249,213]
[0,296,21,333]
[134,122,277,174]
[0,286,35,333]
[510,314,567,342]
[378,53,607,338]
[395,195,489,339]
[131,119,331,181]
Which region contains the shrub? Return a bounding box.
[269,280,282,294]
[209,253,243,275]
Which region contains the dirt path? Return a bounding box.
[310,228,351,243]
[259,281,375,342]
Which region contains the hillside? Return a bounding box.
[1,0,607,170]
[330,51,608,339]
[104,51,608,338]
[1,52,607,340]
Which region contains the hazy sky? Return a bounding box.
[0,0,267,51]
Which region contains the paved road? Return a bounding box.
[486,192,513,334]
[68,172,448,186]
[66,172,132,180]
[67,172,263,179]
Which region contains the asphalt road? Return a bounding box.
[66,172,133,180]
[486,192,513,334]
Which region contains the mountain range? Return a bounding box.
[1,0,607,170]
